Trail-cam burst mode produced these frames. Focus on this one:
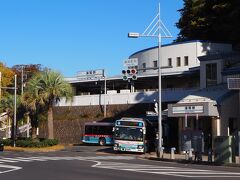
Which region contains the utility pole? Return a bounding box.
[13,75,17,147]
[104,69,107,117]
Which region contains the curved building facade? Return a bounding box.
[129,40,232,76]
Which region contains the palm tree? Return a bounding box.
[22,70,73,139]
[22,74,42,139]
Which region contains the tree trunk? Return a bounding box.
[47,106,54,139]
[31,127,37,139]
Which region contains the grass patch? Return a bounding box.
[3,144,65,152]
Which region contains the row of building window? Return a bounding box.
[168,56,189,67]
[141,56,189,71]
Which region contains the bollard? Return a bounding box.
[189,148,194,160]
[0,143,4,152]
[185,151,188,160]
[160,147,165,158]
[208,148,212,162]
[170,147,176,159]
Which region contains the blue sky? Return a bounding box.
[0,0,183,77]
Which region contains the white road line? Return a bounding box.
[124,169,209,171]
[0,164,22,174]
[1,158,33,162]
[92,161,240,178]
[0,159,18,163]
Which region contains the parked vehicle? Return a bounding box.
[82,122,114,146]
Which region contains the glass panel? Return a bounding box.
[177,57,181,67]
[115,127,143,141]
[142,63,146,72]
[184,56,188,66]
[168,58,172,66]
[85,126,93,134]
[206,63,217,87]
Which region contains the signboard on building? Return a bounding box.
[172,105,204,114]
[76,69,105,80]
[123,58,138,67]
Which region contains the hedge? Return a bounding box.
[0,138,58,148]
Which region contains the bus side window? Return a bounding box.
[105,126,113,135]
[85,126,93,134]
[92,126,98,135]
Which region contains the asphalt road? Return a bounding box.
[1,145,240,180]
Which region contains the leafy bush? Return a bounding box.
[0,138,58,148]
[0,139,12,146]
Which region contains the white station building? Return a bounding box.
[58,40,240,152]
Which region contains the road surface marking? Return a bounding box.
[0,155,134,163]
[0,164,22,174]
[93,161,240,178]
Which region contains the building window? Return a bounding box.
[176,57,181,67]
[184,56,189,66]
[168,58,172,67]
[142,63,146,72]
[153,60,158,68]
[206,63,217,87]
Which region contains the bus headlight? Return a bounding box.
[114,143,119,147]
[137,145,144,149]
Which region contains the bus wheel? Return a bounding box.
[99,138,106,146]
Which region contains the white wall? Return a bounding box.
[56,88,198,107]
[130,41,232,76]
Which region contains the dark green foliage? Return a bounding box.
[0,139,12,146]
[0,138,58,148]
[176,0,240,45]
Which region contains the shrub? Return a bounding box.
[0,139,12,146]
[0,138,58,148]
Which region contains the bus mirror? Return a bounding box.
[143,127,146,134]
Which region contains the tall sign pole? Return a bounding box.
[128,3,172,158]
[157,3,163,158]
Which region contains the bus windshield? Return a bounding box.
[114,127,143,141]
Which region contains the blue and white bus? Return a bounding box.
[82,122,114,146]
[113,118,156,153]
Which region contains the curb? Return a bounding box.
[144,156,240,168]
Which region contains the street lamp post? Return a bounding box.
[128,3,172,158]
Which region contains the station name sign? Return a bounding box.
[172,105,204,114]
[76,69,105,80]
[123,58,138,67]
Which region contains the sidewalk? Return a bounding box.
[142,152,240,167]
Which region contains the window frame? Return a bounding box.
[176,57,181,67]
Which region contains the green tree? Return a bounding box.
[22,70,73,139]
[21,73,43,139]
[0,62,15,98]
[12,64,42,95]
[176,0,240,46]
[0,94,24,139]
